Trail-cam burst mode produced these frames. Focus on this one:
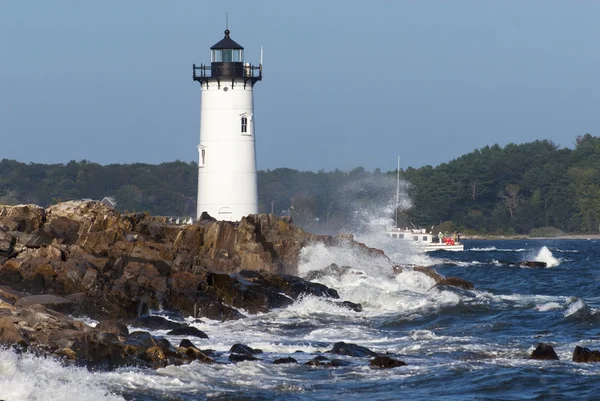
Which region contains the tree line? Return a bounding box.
[1,133,599,234]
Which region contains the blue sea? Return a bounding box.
[1,238,599,400]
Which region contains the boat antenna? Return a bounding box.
[395,156,400,228]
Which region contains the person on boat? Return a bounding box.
[438,231,443,243]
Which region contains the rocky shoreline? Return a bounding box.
[1,201,598,372]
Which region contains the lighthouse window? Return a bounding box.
[212,49,243,63]
[199,148,206,168]
[241,116,248,133]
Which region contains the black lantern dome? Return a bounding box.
[193,29,262,87]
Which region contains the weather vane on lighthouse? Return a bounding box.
[193,25,263,221]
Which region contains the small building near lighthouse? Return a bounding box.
[193,29,262,221]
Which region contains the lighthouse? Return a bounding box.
[193,29,262,221]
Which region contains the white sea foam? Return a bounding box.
[536,302,562,312]
[0,348,124,401]
[469,247,526,252]
[564,298,591,320]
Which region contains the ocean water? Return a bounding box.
[2,238,600,400]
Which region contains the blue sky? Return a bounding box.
[2,1,599,172]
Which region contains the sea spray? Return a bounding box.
[533,246,560,267]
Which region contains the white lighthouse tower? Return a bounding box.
[193,29,262,221]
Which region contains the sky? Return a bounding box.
[2,1,600,172]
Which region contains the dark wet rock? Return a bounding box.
[305,355,349,367]
[436,277,475,290]
[370,356,406,369]
[179,339,196,349]
[273,356,298,364]
[329,342,378,357]
[124,331,164,350]
[530,343,559,360]
[96,320,129,337]
[14,294,74,314]
[167,326,209,339]
[131,316,187,331]
[328,359,351,367]
[305,355,330,366]
[520,261,547,268]
[230,343,263,355]
[572,346,600,362]
[229,353,260,362]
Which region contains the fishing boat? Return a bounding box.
[385,226,465,252]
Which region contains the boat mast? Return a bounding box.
[395,156,400,228]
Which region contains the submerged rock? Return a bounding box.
[521,261,547,268]
[370,356,406,369]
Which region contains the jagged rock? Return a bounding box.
[572,346,600,362]
[14,294,74,314]
[273,356,297,364]
[167,326,209,339]
[370,356,406,369]
[0,315,29,347]
[230,343,263,355]
[530,343,559,360]
[96,320,129,337]
[0,230,16,255]
[328,342,379,357]
[0,204,46,234]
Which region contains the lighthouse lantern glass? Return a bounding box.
[212,49,244,63]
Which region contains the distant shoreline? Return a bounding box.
[462,234,600,240]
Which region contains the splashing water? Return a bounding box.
[533,246,560,267]
[0,349,123,401]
